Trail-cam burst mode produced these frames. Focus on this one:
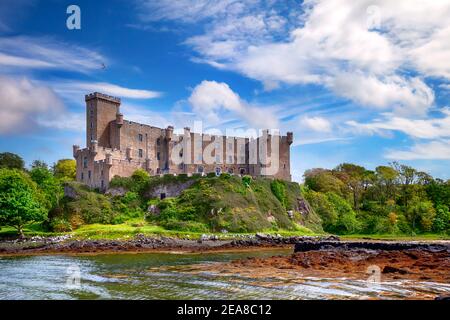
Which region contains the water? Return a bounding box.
[0,249,449,300]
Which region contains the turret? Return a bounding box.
[90,140,98,155]
[287,132,293,145]
[73,145,80,158]
[166,125,174,141]
[116,112,124,127]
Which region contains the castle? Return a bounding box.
[73,92,293,190]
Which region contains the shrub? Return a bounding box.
[161,219,209,232]
[242,175,252,188]
[50,217,72,232]
[270,180,287,208]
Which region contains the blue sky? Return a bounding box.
[1,0,450,181]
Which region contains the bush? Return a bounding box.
[50,217,72,232]
[161,219,209,233]
[242,175,252,188]
[270,180,287,208]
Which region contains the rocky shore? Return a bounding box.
[0,234,339,256]
[197,240,450,285]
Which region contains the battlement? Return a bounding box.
[85,92,121,104]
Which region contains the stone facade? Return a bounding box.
[73,92,293,190]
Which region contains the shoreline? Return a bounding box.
[1,234,449,257]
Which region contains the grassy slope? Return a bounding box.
[150,175,323,233]
[0,175,323,239]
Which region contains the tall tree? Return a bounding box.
[375,165,399,203]
[0,152,25,170]
[53,159,76,181]
[334,163,366,210]
[0,169,47,237]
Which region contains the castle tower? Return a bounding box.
[85,92,121,148]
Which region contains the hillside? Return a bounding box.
[57,173,323,235]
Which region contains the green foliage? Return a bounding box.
[304,162,450,235]
[242,175,252,188]
[0,168,47,236]
[432,205,450,233]
[270,180,287,208]
[304,189,337,230]
[0,152,25,170]
[29,166,63,210]
[146,175,318,233]
[325,192,359,234]
[53,159,76,181]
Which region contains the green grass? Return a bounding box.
[0,218,318,240]
[341,233,450,241]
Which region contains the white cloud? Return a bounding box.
[140,0,450,115]
[299,116,332,133]
[329,74,434,116]
[386,140,450,160]
[54,81,162,99]
[346,108,450,140]
[0,76,65,134]
[188,80,279,129]
[0,36,105,73]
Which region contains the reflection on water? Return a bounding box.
[0,249,449,300]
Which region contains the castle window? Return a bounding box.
[157,152,160,160]
[215,154,221,163]
[197,166,204,173]
[81,172,84,180]
[101,170,104,177]
[156,138,161,146]
[284,164,286,169]
[228,142,233,150]
[90,121,93,129]
[138,134,143,142]
[197,153,202,161]
[179,149,183,158]
[139,149,143,158]
[88,170,91,179]
[101,180,104,189]
[228,155,233,163]
[83,156,88,168]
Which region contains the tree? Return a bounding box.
[304,168,345,196]
[326,192,359,234]
[30,166,63,209]
[53,159,76,181]
[406,198,435,232]
[0,152,25,170]
[433,205,450,233]
[31,160,48,170]
[0,169,47,237]
[375,165,399,203]
[334,163,366,210]
[392,162,418,209]
[304,190,338,231]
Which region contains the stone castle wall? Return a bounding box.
[74,92,293,190]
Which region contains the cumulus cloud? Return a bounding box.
[137,0,450,116]
[346,108,450,140]
[188,80,279,129]
[386,140,450,160]
[299,116,332,133]
[0,76,65,134]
